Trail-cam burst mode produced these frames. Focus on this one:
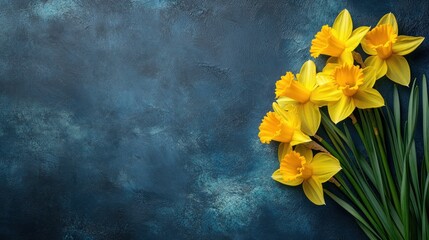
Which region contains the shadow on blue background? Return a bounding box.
[0,0,428,239]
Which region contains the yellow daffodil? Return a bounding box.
[275,60,341,136]
[272,145,341,205]
[310,9,370,65]
[315,64,384,123]
[361,13,424,86]
[258,103,311,146]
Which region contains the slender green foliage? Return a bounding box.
[323,76,429,240]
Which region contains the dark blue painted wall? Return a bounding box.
[0,0,428,239]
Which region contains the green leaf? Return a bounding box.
[393,85,402,140]
[389,203,405,238]
[400,158,409,240]
[422,176,429,239]
[423,75,429,239]
[335,175,384,234]
[422,75,429,175]
[384,108,403,185]
[357,221,381,240]
[325,190,380,239]
[406,82,421,215]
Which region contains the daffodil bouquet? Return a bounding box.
[258,10,428,239]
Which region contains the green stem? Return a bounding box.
[373,117,401,213]
[334,174,385,235]
[318,137,385,233]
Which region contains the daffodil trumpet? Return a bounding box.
[258,103,311,146]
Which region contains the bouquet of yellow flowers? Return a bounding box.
[258,9,427,239]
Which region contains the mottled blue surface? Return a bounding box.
[0,0,428,239]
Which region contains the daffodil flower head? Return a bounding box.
[318,63,385,123]
[258,103,311,145]
[272,145,342,205]
[275,60,341,136]
[362,13,425,86]
[310,9,370,65]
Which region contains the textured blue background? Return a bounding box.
[0,0,428,239]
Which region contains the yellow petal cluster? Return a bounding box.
[275,60,341,136]
[258,9,423,205]
[362,13,424,86]
[315,64,385,123]
[272,145,341,205]
[310,9,370,65]
[258,103,311,146]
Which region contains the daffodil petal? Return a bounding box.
[386,55,411,86]
[298,60,317,90]
[311,83,342,106]
[272,169,303,186]
[354,88,385,109]
[332,9,353,42]
[277,97,296,108]
[311,153,342,182]
[346,26,370,50]
[323,63,340,74]
[294,144,313,163]
[377,12,398,34]
[392,35,425,56]
[290,129,311,146]
[303,177,325,205]
[361,66,376,89]
[316,73,333,85]
[298,102,321,136]
[272,102,289,120]
[278,142,291,162]
[339,50,353,65]
[328,96,355,124]
[284,105,300,128]
[361,38,377,55]
[364,56,387,80]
